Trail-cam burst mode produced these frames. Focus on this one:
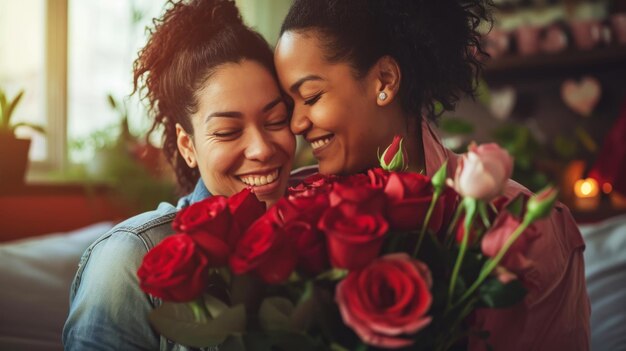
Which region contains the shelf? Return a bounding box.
[483,45,626,81]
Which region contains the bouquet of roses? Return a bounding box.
[137,136,558,351]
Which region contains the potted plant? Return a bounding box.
[0,88,45,185]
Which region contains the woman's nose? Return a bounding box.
[290,106,312,135]
[244,129,276,162]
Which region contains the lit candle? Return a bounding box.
[574,178,600,211]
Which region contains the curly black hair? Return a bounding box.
[281,0,493,121]
[133,0,275,194]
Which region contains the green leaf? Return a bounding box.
[440,117,474,135]
[5,90,24,126]
[0,89,7,127]
[219,335,248,351]
[230,274,262,309]
[553,135,578,160]
[244,331,326,351]
[148,301,246,348]
[259,297,295,332]
[107,94,117,110]
[478,277,527,308]
[291,282,316,331]
[12,122,45,135]
[315,268,348,281]
[505,194,525,218]
[476,78,491,107]
[477,201,491,229]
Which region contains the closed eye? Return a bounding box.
[266,117,289,130]
[304,92,323,106]
[212,130,241,139]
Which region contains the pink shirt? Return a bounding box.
[421,121,590,351]
[290,121,590,350]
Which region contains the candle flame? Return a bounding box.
[574,178,599,198]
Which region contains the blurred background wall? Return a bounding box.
[1,0,626,227]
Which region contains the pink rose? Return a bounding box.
[481,210,539,273]
[449,143,513,201]
[336,254,432,348]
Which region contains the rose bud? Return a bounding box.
[138,234,210,302]
[379,135,409,172]
[336,254,433,348]
[525,186,558,223]
[448,143,513,201]
[431,162,448,191]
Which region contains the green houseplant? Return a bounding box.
[0,88,45,185]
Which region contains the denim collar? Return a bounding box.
[176,179,212,209]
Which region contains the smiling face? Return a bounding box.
[176,60,295,207]
[274,31,402,175]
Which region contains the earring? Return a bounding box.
[378,91,388,101]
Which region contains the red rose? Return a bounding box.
[336,254,433,348]
[279,189,330,223]
[229,216,297,284]
[367,168,391,188]
[481,211,539,273]
[172,196,232,265]
[302,173,335,189]
[285,220,329,276]
[329,174,386,212]
[227,188,266,244]
[288,173,335,195]
[137,234,210,302]
[271,193,330,276]
[383,172,444,232]
[319,201,388,270]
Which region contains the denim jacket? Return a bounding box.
[63,181,213,351]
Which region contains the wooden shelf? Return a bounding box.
[483,45,626,81]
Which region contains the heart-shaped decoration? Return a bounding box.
[561,76,602,117]
[489,86,517,120]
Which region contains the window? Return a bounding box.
[67,0,164,163]
[0,0,291,180]
[0,0,47,162]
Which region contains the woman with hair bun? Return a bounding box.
[275,0,589,350]
[63,0,295,349]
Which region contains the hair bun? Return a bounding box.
[210,0,241,27]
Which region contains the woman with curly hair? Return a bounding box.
[275,0,590,349]
[63,0,295,349]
